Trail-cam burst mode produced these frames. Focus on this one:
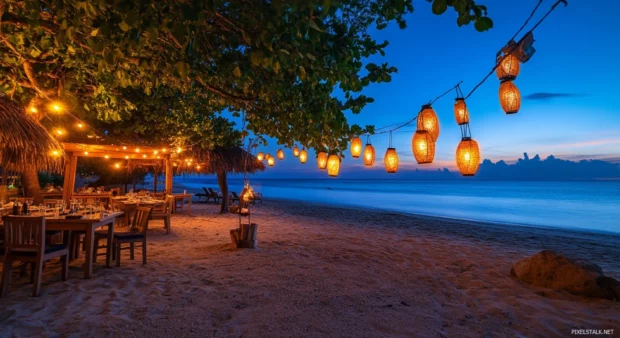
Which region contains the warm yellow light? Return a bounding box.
[156,155,161,159]
[363,144,376,167]
[77,123,84,128]
[154,150,159,155]
[142,154,147,158]
[135,148,140,153]
[293,146,300,157]
[265,153,271,160]
[277,149,284,160]
[454,99,469,125]
[412,130,436,164]
[173,163,178,167]
[196,165,201,170]
[317,152,328,170]
[456,138,481,176]
[350,137,362,158]
[267,157,275,166]
[125,155,129,159]
[104,155,110,159]
[49,102,63,113]
[84,151,89,155]
[162,148,167,153]
[496,54,521,81]
[384,148,399,173]
[257,152,265,161]
[499,80,521,114]
[114,163,120,169]
[28,106,38,114]
[417,105,440,141]
[51,150,60,157]
[123,146,127,150]
[177,147,182,153]
[55,129,64,136]
[327,155,340,177]
[299,149,308,164]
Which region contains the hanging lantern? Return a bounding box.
[317,152,328,170]
[499,80,521,114]
[299,148,308,164]
[454,98,469,125]
[417,105,440,141]
[350,136,362,158]
[327,155,340,177]
[496,54,521,81]
[412,130,435,164]
[456,138,481,176]
[384,148,399,174]
[363,143,375,167]
[265,153,271,161]
[277,149,284,160]
[257,152,265,161]
[267,157,275,166]
[293,146,300,157]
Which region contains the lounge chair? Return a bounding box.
[195,187,208,202]
[208,188,222,203]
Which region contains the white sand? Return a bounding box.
[0,199,618,337]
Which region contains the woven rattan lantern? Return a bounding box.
[384,148,399,173]
[317,152,328,170]
[257,152,265,161]
[327,155,340,177]
[299,148,308,163]
[454,98,469,125]
[412,130,435,164]
[267,156,275,166]
[499,80,521,114]
[363,143,375,167]
[277,149,284,160]
[265,153,271,160]
[456,138,480,176]
[417,105,440,141]
[496,54,521,81]
[293,145,300,157]
[350,136,362,158]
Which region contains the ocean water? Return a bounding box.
[178,178,620,234]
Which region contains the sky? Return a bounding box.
[244,0,620,179]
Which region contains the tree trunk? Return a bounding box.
[217,169,229,213]
[21,166,42,203]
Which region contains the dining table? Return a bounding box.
[171,193,193,215]
[45,212,124,279]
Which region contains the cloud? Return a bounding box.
[524,92,586,101]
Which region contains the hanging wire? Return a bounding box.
[428,81,463,105]
[508,0,543,43]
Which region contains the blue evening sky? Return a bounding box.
[243,0,620,178]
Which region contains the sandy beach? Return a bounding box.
[1,199,618,337]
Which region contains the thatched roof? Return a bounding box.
[177,147,265,174]
[0,94,63,173]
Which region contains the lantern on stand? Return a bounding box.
[456,138,481,176]
[363,137,375,167]
[276,149,284,160]
[350,136,362,158]
[327,155,340,177]
[412,130,435,164]
[317,152,328,170]
[496,54,521,81]
[267,156,275,166]
[417,105,440,141]
[454,98,469,125]
[499,80,521,114]
[293,145,300,157]
[299,148,308,164]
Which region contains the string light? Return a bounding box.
[177,147,182,153]
[77,123,84,129]
[123,146,127,150]
[49,101,63,113]
[125,155,129,159]
[115,163,120,169]
[28,106,38,114]
[104,155,110,159]
[83,151,89,155]
[154,150,159,155]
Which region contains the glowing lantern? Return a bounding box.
[27,106,38,114]
[454,99,469,125]
[327,155,340,177]
[267,157,275,166]
[384,148,399,173]
[257,152,265,161]
[104,155,110,159]
[293,146,300,157]
[265,153,271,160]
[363,143,375,167]
[417,105,440,141]
[83,151,89,155]
[299,149,308,163]
[276,149,284,160]
[350,136,362,158]
[114,163,120,169]
[496,54,521,81]
[317,152,328,170]
[77,123,84,129]
[51,150,60,157]
[412,130,435,164]
[49,101,63,113]
[456,138,481,176]
[499,80,521,114]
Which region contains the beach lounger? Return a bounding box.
[195,187,208,202]
[208,188,222,203]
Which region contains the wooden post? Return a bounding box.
[164,157,173,194]
[62,153,78,203]
[153,167,159,192]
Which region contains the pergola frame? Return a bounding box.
[61,142,174,202]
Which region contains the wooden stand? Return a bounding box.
[230,223,258,249]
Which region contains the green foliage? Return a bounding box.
[1,0,491,156]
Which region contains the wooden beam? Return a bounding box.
[165,158,174,194]
[62,143,172,160]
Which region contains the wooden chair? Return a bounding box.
[110,188,121,197]
[114,206,152,267]
[151,196,173,234]
[1,216,69,297]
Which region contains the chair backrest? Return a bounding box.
[131,206,152,234]
[202,187,209,195]
[208,188,218,197]
[2,216,45,252]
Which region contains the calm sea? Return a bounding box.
[175,178,620,234]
